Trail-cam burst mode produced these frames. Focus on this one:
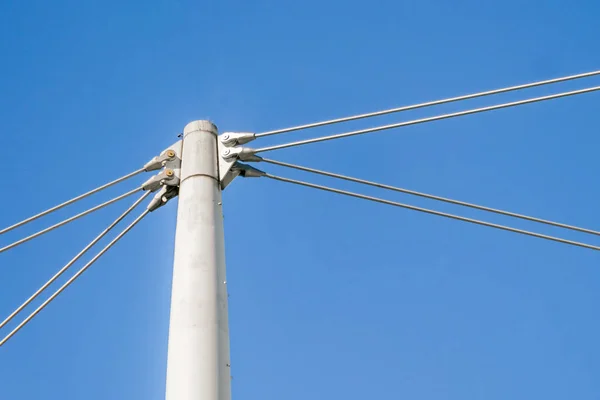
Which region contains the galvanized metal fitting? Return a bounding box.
[144,147,180,172]
[141,169,180,192]
[232,163,265,178]
[221,147,259,162]
[219,132,256,147]
[147,185,179,212]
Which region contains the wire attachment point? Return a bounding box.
[141,140,184,208]
[147,186,179,212]
[219,132,256,146]
[141,169,179,192]
[221,146,259,161]
[143,140,183,171]
[233,162,265,178]
[218,144,260,189]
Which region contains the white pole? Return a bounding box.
[166,120,232,400]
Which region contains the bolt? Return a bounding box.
[167,150,176,158]
[222,134,230,141]
[165,169,174,177]
[223,149,231,156]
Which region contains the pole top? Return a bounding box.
[183,120,218,137]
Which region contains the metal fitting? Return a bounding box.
[232,163,265,178]
[147,186,179,212]
[221,146,260,162]
[144,147,180,172]
[219,132,256,146]
[141,169,179,192]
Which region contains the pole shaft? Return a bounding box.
[166,121,231,400]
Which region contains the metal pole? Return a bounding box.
[166,121,231,400]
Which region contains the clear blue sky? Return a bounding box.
[1,0,600,399]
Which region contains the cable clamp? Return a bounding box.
[147,186,179,212]
[141,169,180,192]
[232,162,265,178]
[219,132,256,146]
[221,146,259,161]
[218,143,260,189]
[143,140,183,172]
[141,139,183,210]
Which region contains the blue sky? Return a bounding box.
[1,0,600,399]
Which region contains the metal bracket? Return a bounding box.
[142,169,180,192]
[144,132,257,196]
[219,132,255,146]
[232,162,265,178]
[144,140,182,172]
[143,140,183,210]
[147,185,179,212]
[221,146,259,162]
[217,133,258,190]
